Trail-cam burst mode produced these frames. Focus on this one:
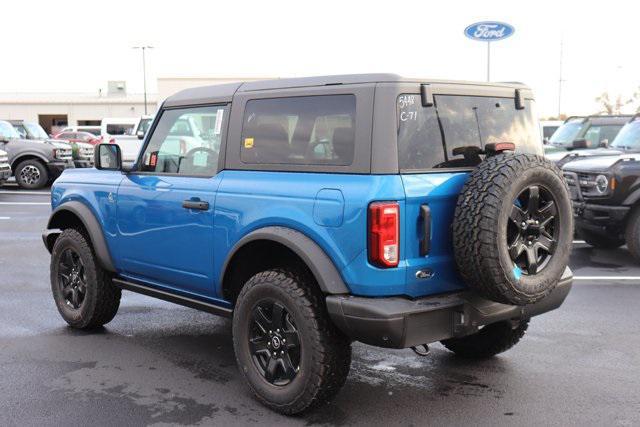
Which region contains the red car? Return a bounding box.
[53,131,102,146]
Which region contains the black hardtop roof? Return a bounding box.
[164,74,530,106]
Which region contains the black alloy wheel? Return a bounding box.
[249,300,301,386]
[507,185,558,275]
[58,248,87,309]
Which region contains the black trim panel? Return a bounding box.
[45,201,116,272]
[113,278,233,317]
[221,226,350,295]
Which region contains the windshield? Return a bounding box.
[138,118,152,134]
[0,121,20,139]
[611,121,640,150]
[549,122,583,145]
[24,122,49,139]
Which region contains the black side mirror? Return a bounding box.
[543,137,550,145]
[95,143,122,170]
[572,138,588,149]
[136,130,145,140]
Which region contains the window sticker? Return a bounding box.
[214,109,224,135]
[244,137,254,149]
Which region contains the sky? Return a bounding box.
[2,0,639,118]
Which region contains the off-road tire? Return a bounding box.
[453,153,573,306]
[15,159,49,189]
[579,226,624,249]
[625,208,640,262]
[441,320,529,358]
[232,269,351,415]
[50,228,121,329]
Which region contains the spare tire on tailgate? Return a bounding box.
[453,153,572,306]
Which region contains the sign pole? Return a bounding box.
[487,41,491,82]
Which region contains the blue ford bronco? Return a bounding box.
[43,74,574,414]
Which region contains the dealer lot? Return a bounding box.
[0,186,639,426]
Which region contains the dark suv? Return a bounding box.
[42,74,574,414]
[545,115,630,164]
[563,115,640,258]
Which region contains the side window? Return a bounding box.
[14,125,28,139]
[106,124,134,136]
[240,95,356,166]
[138,105,227,176]
[599,125,622,145]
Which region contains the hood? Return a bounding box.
[546,148,622,163]
[46,139,73,149]
[563,153,640,173]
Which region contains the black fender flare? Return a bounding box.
[221,226,350,295]
[43,201,116,272]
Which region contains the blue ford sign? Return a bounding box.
[464,21,515,42]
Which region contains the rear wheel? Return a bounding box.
[578,227,624,249]
[232,269,351,415]
[50,228,121,329]
[441,320,529,359]
[15,159,49,189]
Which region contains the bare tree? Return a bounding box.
[596,92,635,115]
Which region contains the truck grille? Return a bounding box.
[0,155,8,165]
[79,147,94,160]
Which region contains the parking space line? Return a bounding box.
[0,191,50,195]
[0,216,10,219]
[572,240,586,244]
[574,276,640,281]
[0,202,50,205]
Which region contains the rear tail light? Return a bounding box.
[368,202,399,268]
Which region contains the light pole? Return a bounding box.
[132,46,153,115]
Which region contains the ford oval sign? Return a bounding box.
[464,21,514,42]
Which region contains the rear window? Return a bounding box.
[240,95,356,166]
[397,94,541,170]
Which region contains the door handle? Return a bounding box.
[182,199,209,211]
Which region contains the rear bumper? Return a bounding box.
[326,268,573,349]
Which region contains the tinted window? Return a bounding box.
[398,94,541,170]
[542,126,558,139]
[139,105,226,176]
[549,121,583,146]
[611,121,640,150]
[106,123,135,136]
[240,95,356,166]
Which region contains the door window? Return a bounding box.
[138,105,227,176]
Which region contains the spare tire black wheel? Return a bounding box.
[453,153,573,306]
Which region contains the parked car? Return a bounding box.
[545,115,630,154]
[42,74,574,415]
[563,115,640,258]
[545,115,638,167]
[0,148,11,184]
[60,125,101,137]
[54,131,101,146]
[0,120,73,188]
[540,120,563,143]
[105,116,154,163]
[7,120,94,169]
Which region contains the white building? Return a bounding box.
[0,77,272,134]
[0,81,158,134]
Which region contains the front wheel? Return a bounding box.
[15,159,49,189]
[50,228,121,329]
[441,320,529,359]
[232,269,351,415]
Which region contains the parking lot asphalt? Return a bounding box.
[1,186,639,426]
